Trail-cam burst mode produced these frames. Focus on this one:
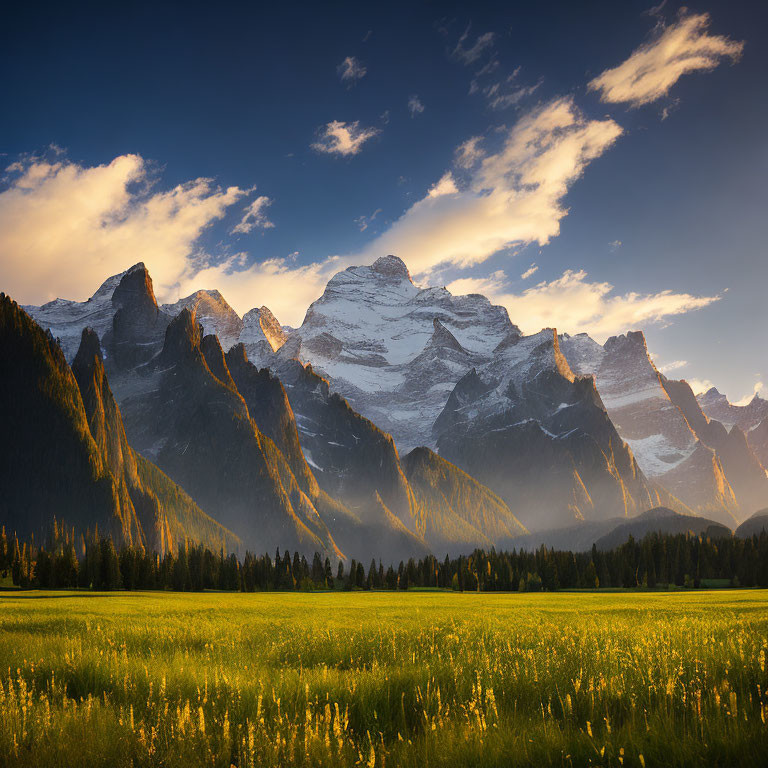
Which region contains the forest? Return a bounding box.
[3,523,768,593]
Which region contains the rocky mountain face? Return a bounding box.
[162,290,288,369]
[112,304,343,557]
[23,268,130,361]
[266,356,430,560]
[162,290,243,350]
[662,377,768,517]
[697,387,768,431]
[696,387,768,482]
[559,332,741,524]
[282,255,515,451]
[0,294,237,552]
[240,306,288,367]
[748,418,768,468]
[434,329,667,531]
[272,354,526,557]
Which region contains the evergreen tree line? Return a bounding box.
[1,523,767,592]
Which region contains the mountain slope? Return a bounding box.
[115,306,341,557]
[697,387,768,431]
[435,329,667,530]
[0,294,237,553]
[71,328,238,553]
[401,447,527,555]
[593,507,731,550]
[162,290,243,349]
[271,357,430,560]
[734,510,768,538]
[662,377,768,518]
[560,331,740,523]
[0,293,141,543]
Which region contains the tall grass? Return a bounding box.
[0,590,766,766]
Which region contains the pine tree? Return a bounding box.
[100,538,122,590]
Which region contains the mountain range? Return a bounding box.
[7,253,766,559]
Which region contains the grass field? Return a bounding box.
[0,590,766,767]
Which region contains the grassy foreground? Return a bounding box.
[0,591,766,767]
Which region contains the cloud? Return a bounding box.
[453,28,495,64]
[446,268,719,342]
[477,71,542,110]
[733,380,764,407]
[454,137,485,168]
[520,263,538,280]
[337,56,366,83]
[589,12,744,106]
[348,97,622,277]
[408,95,425,117]
[311,120,381,157]
[658,359,687,373]
[354,208,382,232]
[427,172,458,198]
[232,195,274,234]
[687,378,715,396]
[0,152,246,306]
[174,255,338,326]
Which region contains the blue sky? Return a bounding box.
[1,0,765,402]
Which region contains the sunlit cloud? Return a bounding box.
[347,97,622,278]
[589,12,744,106]
[427,172,458,198]
[688,378,715,396]
[520,263,538,280]
[446,268,719,342]
[0,152,246,306]
[311,120,381,157]
[232,195,274,234]
[733,380,764,406]
[337,56,366,83]
[176,255,339,326]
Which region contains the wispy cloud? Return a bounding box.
[337,56,366,83]
[232,195,274,234]
[454,137,484,169]
[658,359,687,373]
[452,27,495,64]
[311,120,380,157]
[354,208,382,232]
[408,95,425,117]
[447,268,719,342]
[589,12,744,106]
[474,70,542,110]
[520,263,538,280]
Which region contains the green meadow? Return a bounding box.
[0,590,766,767]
